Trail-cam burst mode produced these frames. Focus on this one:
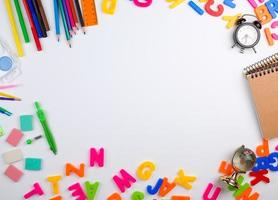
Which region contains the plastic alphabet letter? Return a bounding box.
[203,183,222,200]
[249,170,270,186]
[174,169,197,190]
[171,196,191,200]
[47,175,62,195]
[102,0,117,15]
[188,1,205,15]
[146,178,163,195]
[252,157,269,172]
[131,191,145,200]
[136,161,156,181]
[107,193,122,200]
[235,187,259,200]
[85,181,100,200]
[50,196,62,200]
[271,21,278,39]
[90,147,104,167]
[223,0,236,8]
[222,14,241,29]
[266,0,278,19]
[268,152,278,171]
[133,0,152,7]
[68,183,86,200]
[255,4,273,25]
[158,177,176,197]
[205,0,224,17]
[264,28,275,45]
[166,0,186,9]
[228,176,250,197]
[24,183,44,199]
[66,163,85,177]
[113,169,137,193]
[256,139,270,157]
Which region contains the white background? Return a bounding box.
[0,0,278,199]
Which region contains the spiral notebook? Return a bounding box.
[244,53,278,139]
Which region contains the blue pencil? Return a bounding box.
[62,0,73,36]
[54,0,60,41]
[27,0,43,38]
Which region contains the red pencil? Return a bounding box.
[69,0,79,28]
[65,0,76,32]
[22,0,42,51]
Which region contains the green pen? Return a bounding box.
[34,101,57,155]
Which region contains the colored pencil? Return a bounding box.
[0,97,21,101]
[23,0,42,51]
[54,0,60,41]
[69,0,79,28]
[36,0,50,31]
[32,0,47,37]
[4,0,24,57]
[65,0,76,32]
[74,0,85,34]
[0,92,21,100]
[13,0,30,43]
[62,0,73,36]
[0,107,12,116]
[0,84,20,90]
[27,0,43,38]
[58,0,71,47]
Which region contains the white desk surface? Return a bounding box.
[0,0,278,199]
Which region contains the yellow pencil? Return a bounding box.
[0,92,21,100]
[4,0,24,57]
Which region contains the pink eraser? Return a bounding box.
[4,165,23,182]
[6,129,23,147]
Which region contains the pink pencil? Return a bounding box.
[65,0,76,32]
[0,84,20,90]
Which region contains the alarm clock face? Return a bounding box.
[234,22,260,48]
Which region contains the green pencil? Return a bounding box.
[13,0,30,43]
[58,0,71,47]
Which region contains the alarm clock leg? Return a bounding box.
[232,43,236,48]
[252,47,257,53]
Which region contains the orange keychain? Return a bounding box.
[81,0,98,26]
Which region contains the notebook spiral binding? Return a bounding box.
[244,53,278,78]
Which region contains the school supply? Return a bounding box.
[0,107,12,116]
[26,135,43,144]
[69,0,79,28]
[0,41,21,83]
[2,149,23,164]
[23,0,42,51]
[81,0,98,26]
[0,84,20,90]
[31,0,47,37]
[54,0,60,41]
[65,0,76,32]
[27,0,43,38]
[0,92,21,100]
[58,0,71,47]
[74,0,86,33]
[20,115,34,131]
[25,158,42,171]
[6,128,23,146]
[36,0,50,31]
[0,97,21,101]
[62,0,73,36]
[35,102,58,155]
[14,0,30,43]
[0,126,4,136]
[4,0,24,57]
[4,165,23,182]
[244,53,278,139]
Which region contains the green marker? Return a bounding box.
[13,0,30,43]
[34,101,57,155]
